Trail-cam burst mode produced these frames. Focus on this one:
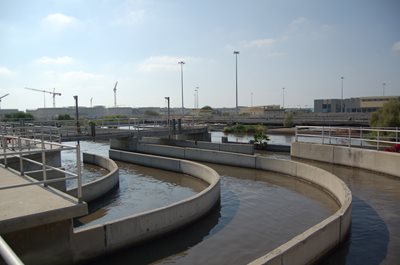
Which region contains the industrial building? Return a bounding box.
[314,96,400,113]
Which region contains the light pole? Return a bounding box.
[382,82,386,96]
[341,76,344,112]
[165,97,170,129]
[178,61,185,116]
[73,95,81,141]
[282,87,285,109]
[195,87,199,109]
[233,51,240,114]
[251,92,253,107]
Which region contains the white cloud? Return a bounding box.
[42,13,78,30]
[36,56,74,65]
[242,38,277,48]
[0,66,15,76]
[62,71,100,80]
[112,9,145,26]
[392,41,400,53]
[138,56,190,72]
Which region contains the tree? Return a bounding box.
[144,110,160,117]
[2,112,34,121]
[370,99,400,127]
[283,112,294,127]
[57,114,73,120]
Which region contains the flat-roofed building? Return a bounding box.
[314,96,400,113]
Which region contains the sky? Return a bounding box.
[0,0,399,111]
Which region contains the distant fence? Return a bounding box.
[295,126,399,150]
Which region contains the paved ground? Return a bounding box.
[0,167,87,234]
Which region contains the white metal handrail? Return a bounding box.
[295,126,399,150]
[0,236,24,265]
[0,135,83,202]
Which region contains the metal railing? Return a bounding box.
[0,134,82,202]
[295,126,399,150]
[0,236,24,265]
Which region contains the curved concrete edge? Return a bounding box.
[249,157,352,265]
[291,141,400,178]
[71,149,220,263]
[133,143,352,265]
[67,152,119,202]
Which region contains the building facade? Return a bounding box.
[314,96,400,113]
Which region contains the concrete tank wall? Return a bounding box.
[291,141,400,178]
[71,150,220,263]
[249,156,351,265]
[67,153,119,202]
[140,137,255,155]
[131,143,352,265]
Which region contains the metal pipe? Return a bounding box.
[41,138,47,186]
[76,143,82,202]
[0,236,24,265]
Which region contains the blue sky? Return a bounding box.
[0,0,399,110]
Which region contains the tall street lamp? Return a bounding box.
[251,92,253,107]
[282,87,285,109]
[195,87,199,109]
[178,61,185,116]
[341,76,344,112]
[233,51,240,114]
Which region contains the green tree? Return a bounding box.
[57,114,73,120]
[369,99,400,127]
[2,112,34,121]
[144,110,160,117]
[283,112,294,127]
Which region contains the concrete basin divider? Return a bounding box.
[71,149,221,263]
[291,141,400,178]
[67,152,119,203]
[126,143,352,265]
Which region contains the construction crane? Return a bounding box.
[24,87,61,108]
[0,93,10,109]
[113,81,118,107]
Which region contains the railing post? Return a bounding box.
[322,126,325,144]
[18,137,24,176]
[0,236,24,265]
[76,143,82,203]
[328,126,331,144]
[295,126,298,142]
[2,136,7,168]
[41,137,47,186]
[377,130,380,150]
[348,128,351,147]
[360,127,363,147]
[396,127,399,143]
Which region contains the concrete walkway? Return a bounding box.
[0,167,87,234]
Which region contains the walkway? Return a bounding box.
[0,167,87,234]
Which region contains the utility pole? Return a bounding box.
[178,61,185,116]
[282,87,285,109]
[341,77,344,112]
[165,97,170,138]
[233,51,240,114]
[90,97,93,108]
[73,95,80,137]
[251,92,253,107]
